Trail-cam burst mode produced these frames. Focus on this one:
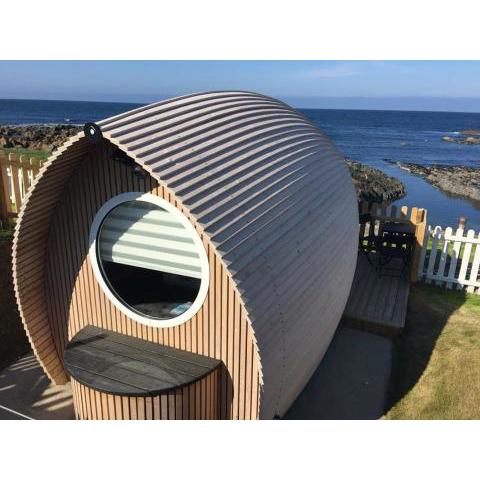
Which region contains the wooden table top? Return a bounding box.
[64,325,221,396]
[382,222,415,236]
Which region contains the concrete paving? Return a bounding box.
[285,326,393,420]
[0,354,74,420]
[0,326,392,420]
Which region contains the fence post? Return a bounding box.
[31,157,40,179]
[358,201,366,238]
[411,207,428,282]
[417,224,431,282]
[368,202,378,236]
[468,231,480,294]
[8,153,23,214]
[19,155,29,200]
[445,218,466,290]
[0,151,11,227]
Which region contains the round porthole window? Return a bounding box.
[89,192,209,328]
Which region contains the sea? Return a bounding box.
[1,98,479,230]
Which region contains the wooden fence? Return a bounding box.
[0,151,44,227]
[359,201,428,282]
[418,218,480,294]
[2,156,478,293]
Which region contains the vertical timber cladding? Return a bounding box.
[44,140,261,420]
[71,370,219,420]
[12,136,88,384]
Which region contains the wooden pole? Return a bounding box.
[19,155,29,198]
[0,152,10,227]
[359,201,369,238]
[9,153,23,214]
[411,208,428,283]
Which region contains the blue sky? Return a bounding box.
[2,61,480,111]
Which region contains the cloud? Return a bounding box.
[304,63,361,78]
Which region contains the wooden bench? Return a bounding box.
[64,326,222,419]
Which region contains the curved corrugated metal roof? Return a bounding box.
[14,91,358,417]
[96,91,358,416]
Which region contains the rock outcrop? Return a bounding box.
[0,125,81,152]
[461,130,480,136]
[346,159,406,203]
[390,161,480,203]
[442,130,480,145]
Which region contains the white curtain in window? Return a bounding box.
[98,201,202,279]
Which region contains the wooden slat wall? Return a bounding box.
[43,141,260,419]
[12,135,87,384]
[72,368,219,420]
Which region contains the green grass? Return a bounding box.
[385,284,480,419]
[1,147,49,160]
[423,236,473,280]
[0,228,14,241]
[425,235,456,257]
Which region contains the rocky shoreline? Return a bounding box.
[346,159,405,203]
[0,124,81,152]
[0,124,406,205]
[386,159,480,203]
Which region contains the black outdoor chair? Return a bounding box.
[377,227,415,278]
[358,212,379,267]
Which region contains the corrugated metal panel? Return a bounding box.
[98,91,358,419]
[14,91,358,418]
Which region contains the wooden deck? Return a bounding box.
[342,253,410,337]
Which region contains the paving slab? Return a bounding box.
[1,327,392,420]
[0,354,74,420]
[285,326,392,420]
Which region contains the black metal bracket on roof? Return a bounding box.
[110,146,146,177]
[112,146,132,165]
[84,122,103,144]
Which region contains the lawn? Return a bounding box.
[385,284,480,419]
[0,228,14,241]
[1,147,49,161]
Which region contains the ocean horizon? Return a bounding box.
[1,97,479,229]
[3,97,480,124]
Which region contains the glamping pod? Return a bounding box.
[12,91,358,419]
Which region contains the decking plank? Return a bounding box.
[353,256,378,321]
[343,254,410,337]
[344,255,372,318]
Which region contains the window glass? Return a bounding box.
[96,200,204,321]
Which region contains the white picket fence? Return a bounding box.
[418,220,480,294]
